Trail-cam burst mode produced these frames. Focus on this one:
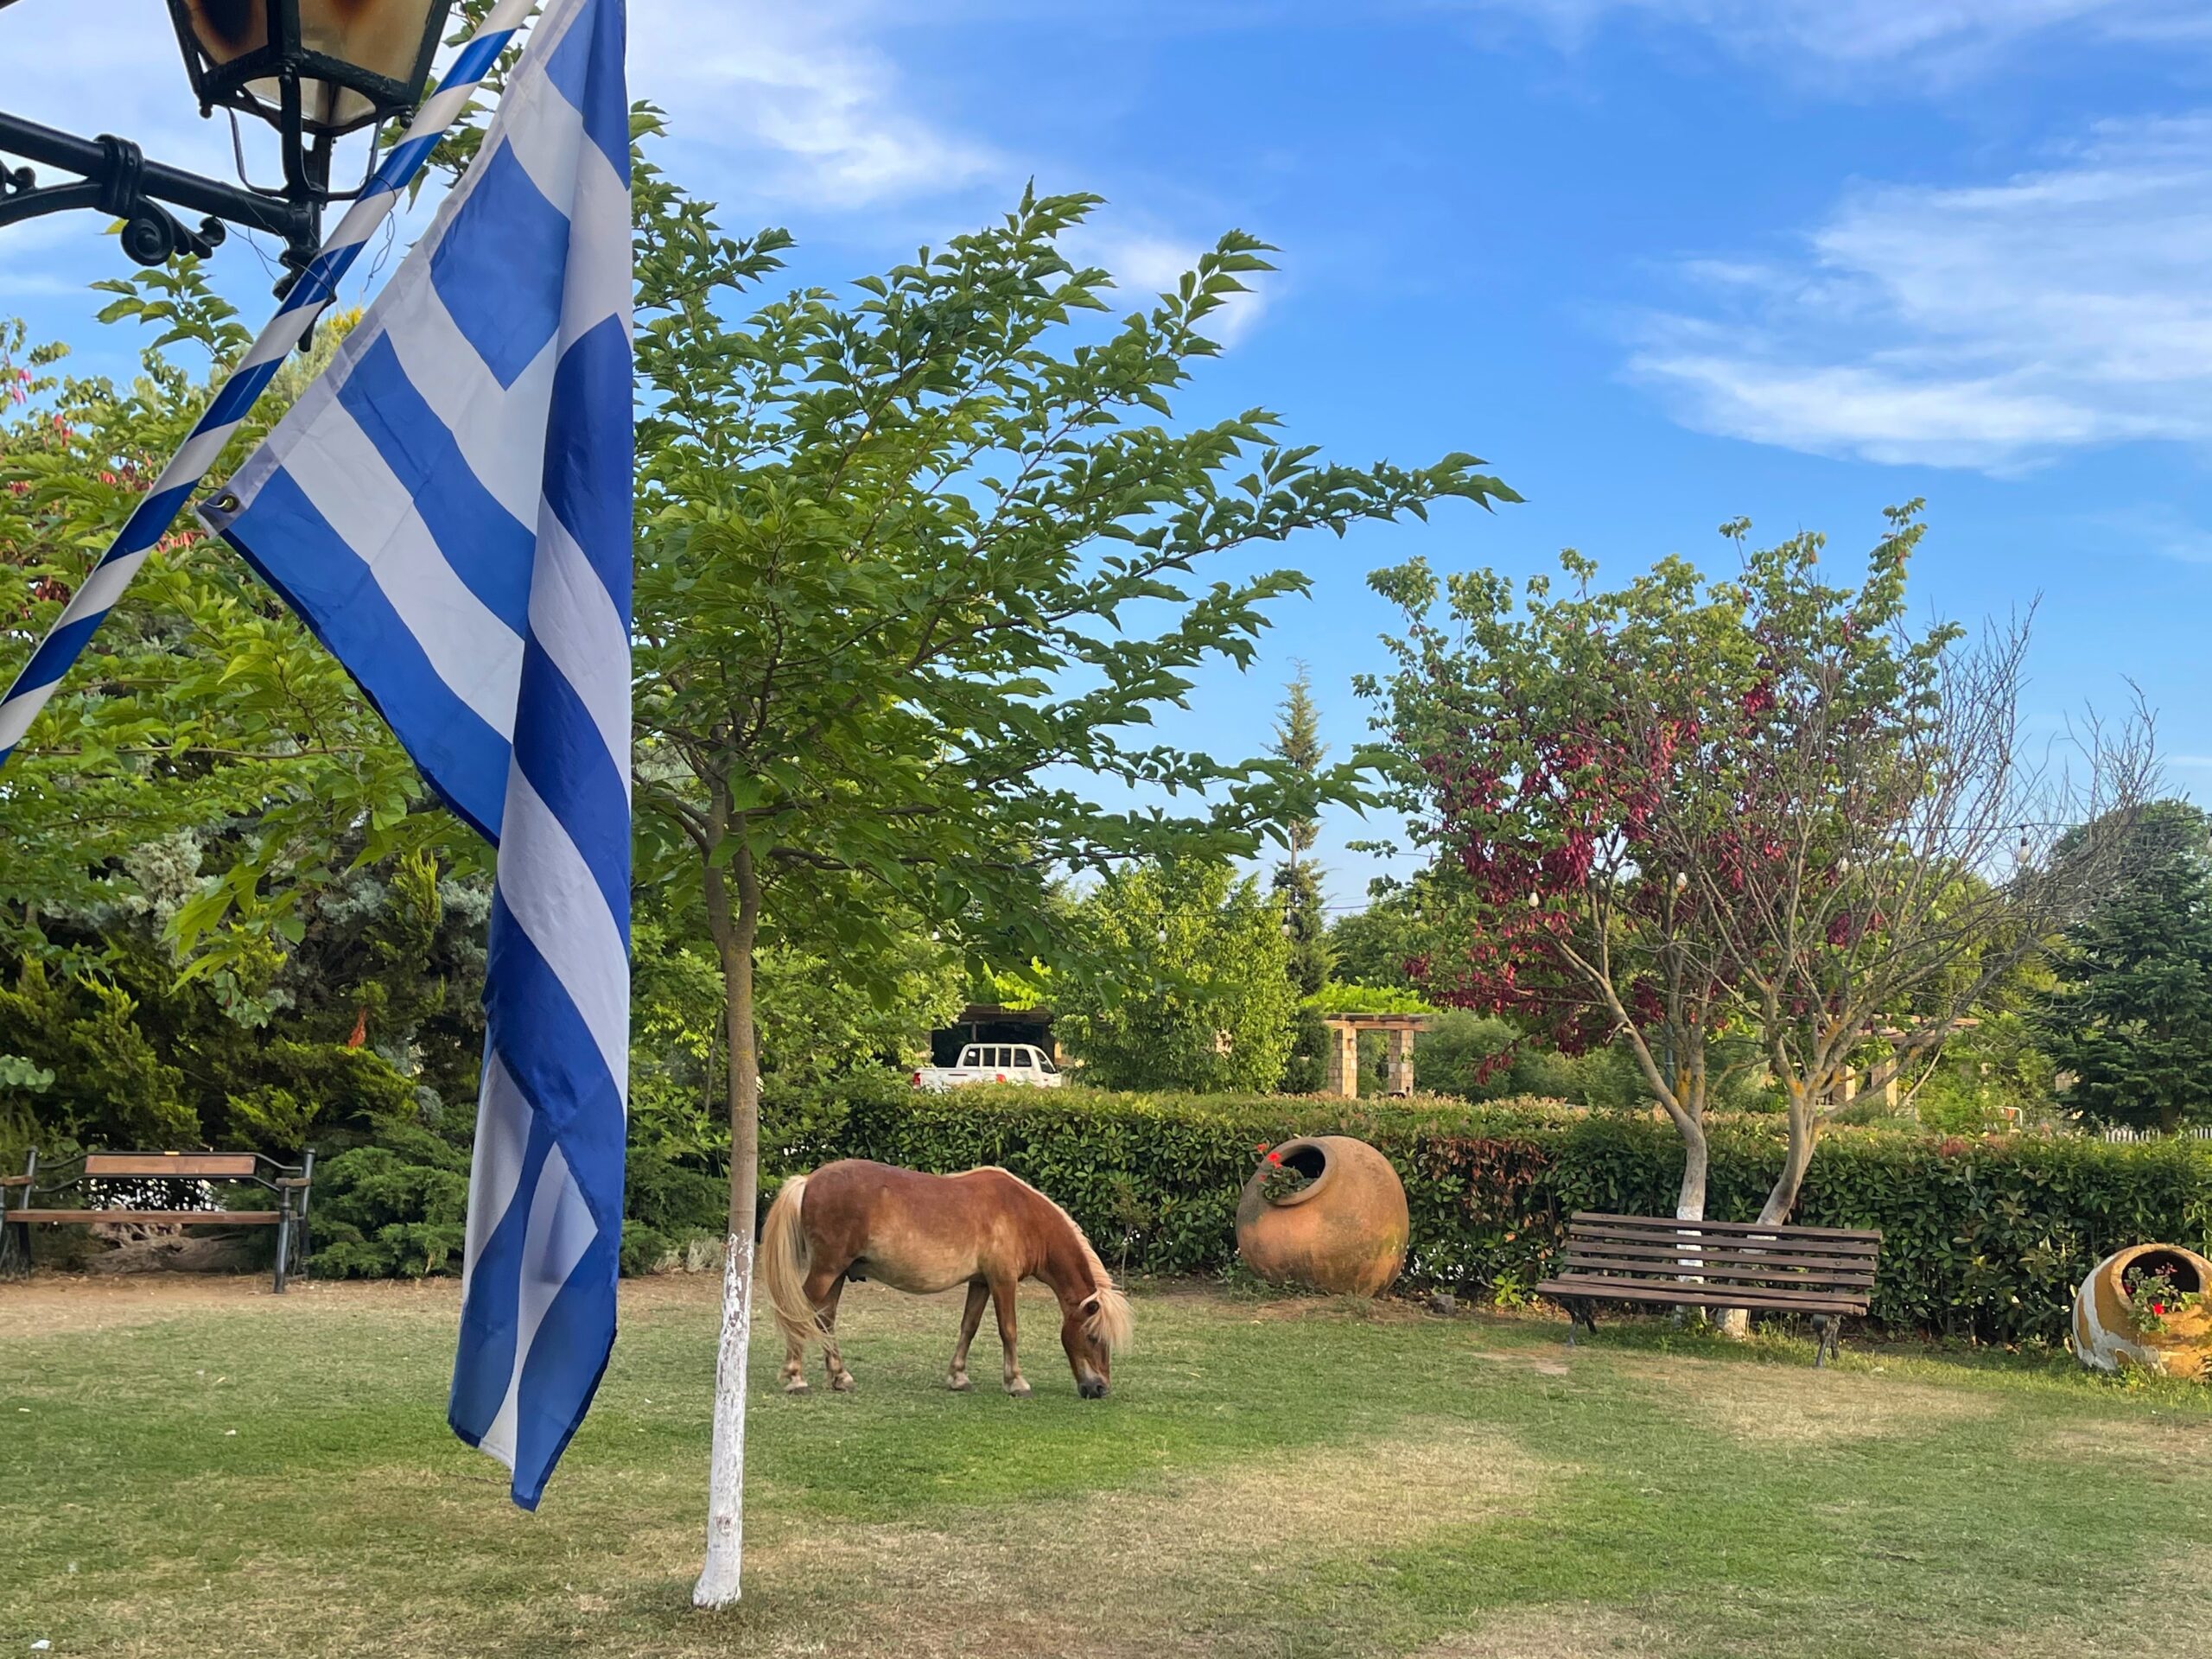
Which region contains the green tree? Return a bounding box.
[1271,668,1332,995]
[1269,664,1331,993]
[2036,804,2212,1134]
[1323,874,1464,992]
[1269,666,1332,1089]
[0,296,467,982]
[627,178,1511,1601]
[1058,859,1299,1091]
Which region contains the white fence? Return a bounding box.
[2098,1125,2212,1144]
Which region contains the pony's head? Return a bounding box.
[1060,1278,1133,1398]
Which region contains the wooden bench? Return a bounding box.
[1,1149,315,1292]
[1534,1211,1883,1367]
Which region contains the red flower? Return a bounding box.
[1255,1142,1269,1154]
[1266,1151,1282,1165]
[2152,1302,2167,1316]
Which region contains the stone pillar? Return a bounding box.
[1323,1020,1360,1098]
[1386,1027,1414,1096]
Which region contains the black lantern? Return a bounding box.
[0,0,453,290]
[169,0,455,200]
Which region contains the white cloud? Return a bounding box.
[1478,0,2210,79]
[628,0,1001,209]
[1626,115,2212,471]
[2075,505,2212,567]
[1081,231,1272,347]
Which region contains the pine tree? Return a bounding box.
[1270,666,1331,998]
[2037,818,2212,1134]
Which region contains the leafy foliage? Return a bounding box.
[0,296,472,982]
[1056,859,1299,1091]
[1324,881,1447,992]
[1306,981,1438,1014]
[1413,1011,1649,1108]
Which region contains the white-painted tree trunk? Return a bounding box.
[691,1231,753,1607]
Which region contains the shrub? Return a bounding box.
[1277,1007,1334,1095]
[308,1123,471,1278]
[1413,1011,1644,1109]
[626,1144,728,1240]
[770,1078,2212,1344]
[1306,982,1438,1014]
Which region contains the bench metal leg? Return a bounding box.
[1811,1313,1842,1368]
[272,1201,291,1294]
[1564,1298,1595,1347]
[0,1218,28,1279]
[295,1150,315,1284]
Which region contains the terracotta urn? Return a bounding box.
[1236,1135,1409,1297]
[2072,1243,2212,1380]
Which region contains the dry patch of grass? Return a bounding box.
[2028,1414,2212,1466]
[1465,1346,1573,1378]
[1412,1605,1675,1658]
[0,1270,358,1336]
[738,1417,1559,1659]
[1614,1352,2002,1446]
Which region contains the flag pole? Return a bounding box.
[0,0,540,766]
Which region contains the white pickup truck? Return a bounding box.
[911,1043,1065,1090]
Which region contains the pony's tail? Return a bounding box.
[760,1173,822,1351]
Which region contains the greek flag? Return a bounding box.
[203,0,631,1510]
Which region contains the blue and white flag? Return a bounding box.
[203,0,632,1511]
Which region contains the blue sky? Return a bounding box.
[4,1,2209,912]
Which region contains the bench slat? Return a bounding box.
[1539,1282,1866,1309]
[1560,1239,1884,1274]
[1570,1211,1881,1245]
[1536,1277,1868,1314]
[1560,1255,1875,1291]
[82,1154,260,1179]
[1557,1230,1885,1265]
[10,1209,283,1225]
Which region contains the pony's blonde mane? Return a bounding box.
[990,1167,1135,1355]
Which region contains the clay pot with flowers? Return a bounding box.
[1236,1135,1409,1297]
[2071,1243,2212,1380]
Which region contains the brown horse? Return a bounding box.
[760,1160,1134,1399]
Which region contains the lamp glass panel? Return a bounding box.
[181,0,269,65]
[188,0,443,132]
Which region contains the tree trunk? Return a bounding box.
[1698,1083,1822,1340]
[1758,1085,1819,1226]
[1675,1116,1708,1222]
[693,841,762,1610]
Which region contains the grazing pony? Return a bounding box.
[760,1160,1134,1398]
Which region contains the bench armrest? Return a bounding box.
[0,1174,31,1187]
[275,1177,314,1188]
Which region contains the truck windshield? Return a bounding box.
[1037,1054,1058,1074]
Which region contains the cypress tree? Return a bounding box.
[2037,808,2212,1133]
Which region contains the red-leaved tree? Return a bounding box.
[1363,506,2151,1231]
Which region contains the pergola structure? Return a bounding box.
[1317,1013,1432,1098]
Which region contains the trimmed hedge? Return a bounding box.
[766,1077,2212,1345]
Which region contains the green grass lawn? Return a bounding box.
[4,1271,2210,1658]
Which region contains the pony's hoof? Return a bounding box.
[947,1375,972,1392]
[831,1372,857,1394]
[1007,1379,1032,1398]
[783,1379,810,1395]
